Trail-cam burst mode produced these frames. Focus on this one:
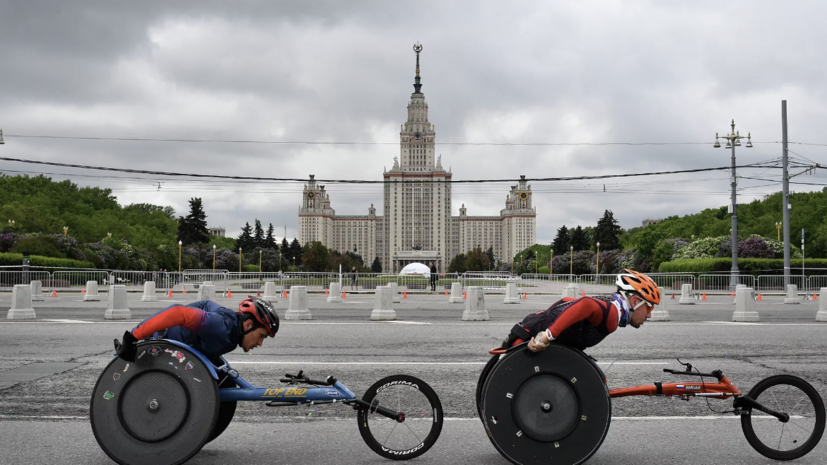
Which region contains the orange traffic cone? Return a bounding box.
[522,292,527,300]
[81,288,86,294]
[814,293,819,301]
[50,289,57,297]
[342,290,347,299]
[227,289,233,298]
[403,291,408,299]
[702,293,707,301]
[444,289,449,296]
[325,288,329,295]
[167,289,173,298]
[757,293,763,301]
[257,290,261,297]
[283,290,288,298]
[730,290,735,297]
[183,288,188,294]
[463,291,467,299]
[671,293,675,300]
[580,290,586,297]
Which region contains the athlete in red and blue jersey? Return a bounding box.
[114,296,279,364]
[502,270,662,353]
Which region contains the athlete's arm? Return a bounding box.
[545,298,619,340]
[131,306,208,340]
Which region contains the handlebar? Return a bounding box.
[280,371,337,386]
[663,368,724,381]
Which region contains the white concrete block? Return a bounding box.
[733,287,760,322]
[816,288,827,322]
[141,281,158,302]
[286,286,312,320]
[462,286,489,321]
[263,281,279,300]
[84,280,101,302]
[649,287,670,321]
[678,283,695,305]
[105,285,131,320]
[30,280,44,301]
[327,282,342,303]
[448,282,464,303]
[7,284,36,319]
[390,282,401,303]
[197,283,215,302]
[504,282,521,304]
[561,283,581,299]
[784,284,800,304]
[370,286,397,320]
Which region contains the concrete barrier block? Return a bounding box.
[30,280,44,301]
[327,282,343,303]
[448,282,464,303]
[197,283,215,302]
[503,282,520,304]
[141,281,158,302]
[84,280,101,302]
[105,285,131,320]
[733,287,760,322]
[784,284,800,304]
[286,286,312,320]
[462,286,489,321]
[649,287,670,321]
[263,281,279,300]
[370,286,397,320]
[390,282,401,303]
[7,284,36,319]
[678,283,695,305]
[816,288,827,322]
[561,283,580,299]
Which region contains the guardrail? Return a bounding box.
[0,271,51,291]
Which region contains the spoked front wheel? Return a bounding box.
[357,375,443,460]
[741,375,826,461]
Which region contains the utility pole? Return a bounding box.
[781,101,791,286]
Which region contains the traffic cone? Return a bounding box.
[444,289,449,296]
[257,290,261,297]
[671,293,675,300]
[463,291,467,299]
[403,291,408,299]
[226,289,232,298]
[81,288,86,294]
[522,292,527,300]
[183,288,188,294]
[325,288,329,295]
[702,293,707,301]
[342,290,347,299]
[167,289,173,298]
[580,290,586,297]
[757,293,763,301]
[814,293,819,301]
[283,290,288,298]
[731,290,735,297]
[50,289,57,297]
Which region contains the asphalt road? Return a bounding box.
[1,292,826,464]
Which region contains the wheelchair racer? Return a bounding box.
[502,269,661,353]
[114,296,279,364]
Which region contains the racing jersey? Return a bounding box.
[131,300,241,364]
[516,294,631,351]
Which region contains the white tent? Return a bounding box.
[399,262,431,277]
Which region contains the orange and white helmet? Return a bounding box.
[616,269,661,306]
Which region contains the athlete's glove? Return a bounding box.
[533,332,550,349]
[115,330,138,362]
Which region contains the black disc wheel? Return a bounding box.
[206,377,238,444]
[91,342,219,465]
[357,375,443,460]
[741,375,825,461]
[477,354,501,420]
[481,343,611,465]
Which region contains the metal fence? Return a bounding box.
[0,271,51,291]
[696,274,756,293]
[756,275,808,294]
[50,271,111,291]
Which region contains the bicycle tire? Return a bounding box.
[357,375,443,460]
[741,374,825,461]
[477,354,500,420]
[206,377,238,444]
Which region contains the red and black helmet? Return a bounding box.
[238,296,280,337]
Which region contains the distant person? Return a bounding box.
[429,262,437,292]
[350,266,359,290]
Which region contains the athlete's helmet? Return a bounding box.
[238,296,280,337]
[615,269,661,306]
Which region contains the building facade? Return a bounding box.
[298,44,536,272]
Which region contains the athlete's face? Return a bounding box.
[628,295,654,328]
[240,319,270,352]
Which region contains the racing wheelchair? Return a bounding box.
[477,341,825,465]
[91,339,443,465]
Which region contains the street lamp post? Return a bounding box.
[259,250,262,274]
[714,120,752,290]
[570,246,574,276]
[63,226,68,239]
[178,240,182,273]
[107,232,112,239]
[776,222,782,241]
[596,242,600,275]
[239,248,243,272]
[212,244,216,271]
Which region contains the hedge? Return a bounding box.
[659,258,827,275]
[0,253,95,269]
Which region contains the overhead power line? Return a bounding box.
[0,156,781,184]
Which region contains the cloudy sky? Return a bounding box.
[1,0,826,244]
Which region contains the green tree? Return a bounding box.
[371,256,382,272]
[253,219,265,248]
[289,238,303,267]
[594,210,622,250]
[485,246,495,269]
[465,247,490,271]
[570,226,589,251]
[301,241,330,272]
[552,225,570,255]
[281,237,291,263]
[265,223,277,250]
[448,253,467,273]
[178,198,209,244]
[237,222,253,251]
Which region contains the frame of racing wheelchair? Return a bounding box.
[478,342,826,465]
[91,339,444,465]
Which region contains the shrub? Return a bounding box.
[659,258,827,275]
[0,253,95,269]
[9,235,65,259]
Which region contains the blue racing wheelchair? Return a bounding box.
[91,339,443,465]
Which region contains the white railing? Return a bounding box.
[51,271,111,291]
[695,274,756,294]
[756,275,808,295]
[516,274,577,294]
[0,271,51,291]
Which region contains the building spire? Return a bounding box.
[413,42,423,94]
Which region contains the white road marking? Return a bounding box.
[226,361,668,365]
[41,319,94,324]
